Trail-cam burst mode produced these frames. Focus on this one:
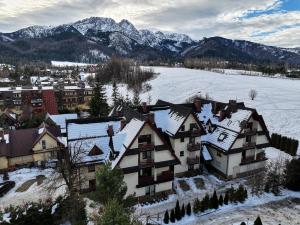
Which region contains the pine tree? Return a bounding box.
[218,194,224,206]
[181,204,186,218]
[175,200,181,221]
[186,203,192,216]
[111,81,120,107]
[163,210,169,224]
[203,194,210,210]
[3,171,9,181]
[132,89,141,107]
[254,216,263,225]
[193,198,200,214]
[89,82,109,117]
[170,209,175,223]
[212,190,219,209]
[240,222,246,225]
[285,158,300,191]
[224,191,229,205]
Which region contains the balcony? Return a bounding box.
[140,158,154,168]
[243,142,256,150]
[256,152,267,161]
[241,155,255,164]
[157,170,174,183]
[187,156,200,165]
[244,128,257,136]
[190,129,202,137]
[138,175,154,186]
[241,152,267,165]
[187,142,201,152]
[139,143,155,151]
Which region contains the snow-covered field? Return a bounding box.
[51,61,96,67]
[110,67,300,154]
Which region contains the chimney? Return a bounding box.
[107,124,114,136]
[142,102,147,113]
[194,99,201,112]
[147,112,155,125]
[219,110,226,122]
[228,100,237,113]
[120,118,126,130]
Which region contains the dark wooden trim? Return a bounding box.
[122,166,139,174]
[229,143,270,154]
[154,160,179,168]
[155,145,169,151]
[124,149,139,156]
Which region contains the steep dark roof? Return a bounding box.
[0,126,61,158]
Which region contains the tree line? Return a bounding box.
[271,133,299,156]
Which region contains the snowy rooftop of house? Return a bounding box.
[218,109,252,132]
[67,120,121,141]
[201,127,238,151]
[111,118,145,168]
[202,146,213,161]
[150,108,186,136]
[196,103,219,125]
[68,136,112,164]
[48,113,78,133]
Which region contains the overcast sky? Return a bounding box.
[0,0,299,47]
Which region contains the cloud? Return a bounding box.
[0,0,298,47]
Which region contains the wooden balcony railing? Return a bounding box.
[156,170,174,183]
[139,158,154,168]
[256,152,267,161]
[138,143,155,151]
[241,152,267,165]
[187,156,200,165]
[187,142,201,152]
[241,155,255,164]
[244,128,257,136]
[138,175,154,186]
[243,142,256,150]
[190,129,202,137]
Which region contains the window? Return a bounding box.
[246,135,252,143]
[188,164,194,171]
[217,152,222,157]
[180,137,185,142]
[89,179,96,191]
[142,151,152,159]
[88,165,95,172]
[180,125,185,132]
[218,133,227,142]
[190,123,197,130]
[145,185,155,196]
[42,140,46,149]
[138,134,151,144]
[180,151,184,157]
[141,168,152,176]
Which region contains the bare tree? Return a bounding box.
[249,89,257,100]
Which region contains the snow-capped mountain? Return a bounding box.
[0,17,299,65]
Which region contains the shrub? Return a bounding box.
[186,203,191,216]
[163,210,169,224]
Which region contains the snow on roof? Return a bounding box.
[49,114,78,132]
[202,146,213,161]
[196,103,219,125]
[218,109,252,132]
[151,108,186,136]
[67,120,121,140]
[111,118,145,168]
[201,127,238,151]
[68,136,112,164]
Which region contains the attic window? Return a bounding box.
[218,133,227,142]
[181,125,185,132]
[88,145,103,156]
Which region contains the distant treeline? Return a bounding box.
[271,133,299,156]
[183,57,291,75]
[94,56,155,90]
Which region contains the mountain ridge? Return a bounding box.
[0,17,299,65]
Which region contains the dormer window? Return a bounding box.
[218,133,227,142]
[88,145,103,156]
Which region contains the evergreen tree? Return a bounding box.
[175,200,181,221]
[236,185,246,203]
[111,81,120,107]
[212,190,219,209]
[218,194,224,206]
[163,210,169,224]
[285,158,300,191]
[240,222,246,225]
[203,194,210,210]
[90,82,109,117]
[193,198,200,214]
[181,204,186,218]
[98,198,131,225]
[186,203,192,216]
[224,192,229,205]
[132,89,141,107]
[170,209,175,223]
[3,171,9,181]
[254,216,263,225]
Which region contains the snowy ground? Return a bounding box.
[51,61,96,67]
[108,67,300,154]
[0,168,66,210]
